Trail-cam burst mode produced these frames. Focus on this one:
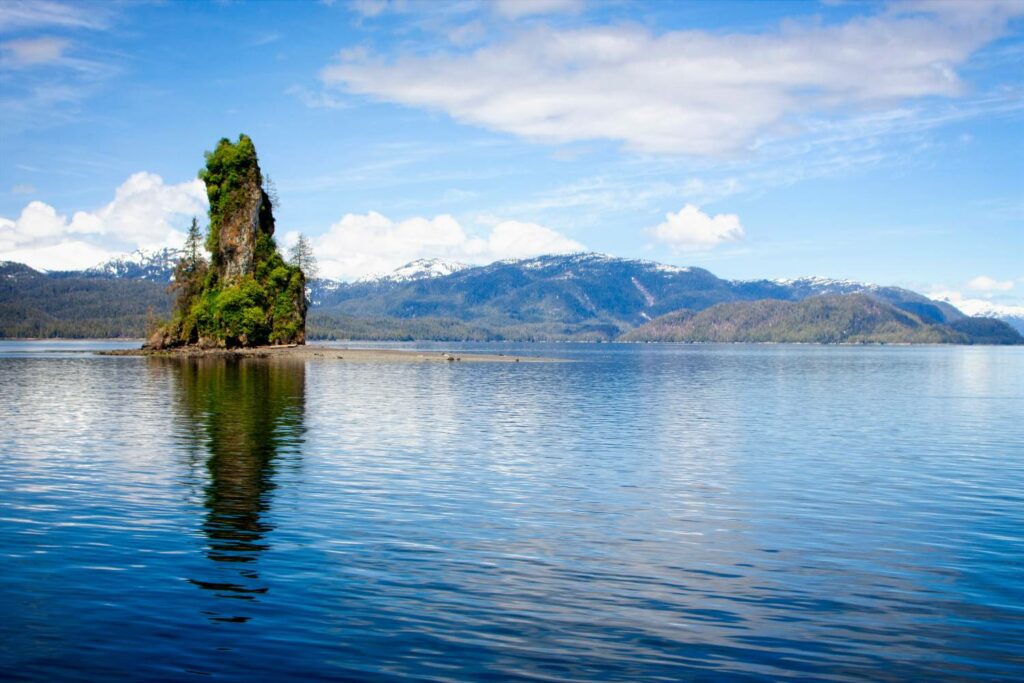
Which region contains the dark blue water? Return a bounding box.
[1,341,1022,681]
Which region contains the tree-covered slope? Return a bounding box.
[621,294,1023,344]
[0,262,171,338]
[314,254,741,331]
[310,254,971,340]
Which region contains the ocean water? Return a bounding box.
[0,340,1022,681]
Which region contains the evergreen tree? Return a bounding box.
[289,234,318,280]
[183,217,204,272]
[169,217,209,320]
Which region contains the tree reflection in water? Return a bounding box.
[169,358,305,623]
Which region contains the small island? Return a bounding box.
[146,134,306,350]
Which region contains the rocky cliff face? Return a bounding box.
[146,135,306,349]
[215,160,275,282]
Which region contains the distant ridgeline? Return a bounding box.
[2,249,1021,345]
[148,135,306,349]
[620,294,1024,345]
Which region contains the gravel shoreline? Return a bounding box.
[97,344,558,363]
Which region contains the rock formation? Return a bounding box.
[146,135,306,349]
[204,136,276,282]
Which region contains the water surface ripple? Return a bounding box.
[0,341,1022,681]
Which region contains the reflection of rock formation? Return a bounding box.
[169,358,305,622]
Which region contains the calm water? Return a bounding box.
[1,341,1022,681]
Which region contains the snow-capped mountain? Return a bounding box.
[930,293,1024,334]
[357,258,470,283]
[84,248,182,282]
[500,252,691,272]
[769,276,879,296]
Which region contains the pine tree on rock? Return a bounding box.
[288,234,318,281]
[168,217,208,322]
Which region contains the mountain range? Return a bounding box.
[2,250,1021,343]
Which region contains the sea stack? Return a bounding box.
[146,134,306,349]
[205,135,276,282]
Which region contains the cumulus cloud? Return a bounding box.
[967,275,1014,292]
[304,211,584,280]
[650,204,743,252]
[0,172,207,271]
[320,2,1022,155]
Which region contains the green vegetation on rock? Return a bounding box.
[149,135,306,349]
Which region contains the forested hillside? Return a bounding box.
[621,294,1023,345]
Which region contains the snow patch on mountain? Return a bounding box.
[771,276,878,293]
[86,248,181,281]
[651,263,692,274]
[506,252,692,274]
[930,291,1024,333]
[632,277,656,307]
[358,258,470,283]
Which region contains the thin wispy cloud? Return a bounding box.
[0,36,69,67]
[321,2,1023,155]
[0,2,120,132]
[0,0,111,32]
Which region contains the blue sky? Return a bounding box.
[0,0,1021,310]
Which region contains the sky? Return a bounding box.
[0,0,1021,311]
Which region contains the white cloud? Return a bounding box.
[0,37,69,67]
[0,239,120,272]
[0,172,207,271]
[321,3,1022,155]
[309,211,584,280]
[492,0,583,20]
[650,204,744,252]
[485,219,583,258]
[967,275,1014,292]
